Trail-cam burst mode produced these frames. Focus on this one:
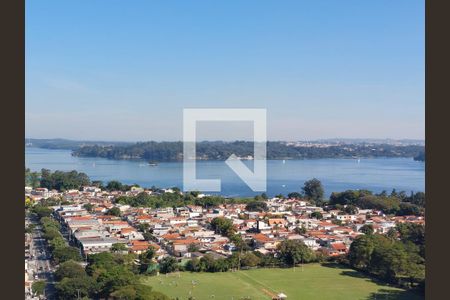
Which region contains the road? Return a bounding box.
[25,216,57,299]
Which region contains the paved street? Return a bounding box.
[25,217,56,299]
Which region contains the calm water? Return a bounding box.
[25,148,425,197]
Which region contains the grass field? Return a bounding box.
[142,264,423,300]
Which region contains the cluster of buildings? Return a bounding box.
[26,186,425,262]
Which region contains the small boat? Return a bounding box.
[148,161,158,166]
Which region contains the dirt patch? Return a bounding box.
[261,288,276,298]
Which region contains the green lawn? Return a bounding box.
[142,264,423,300]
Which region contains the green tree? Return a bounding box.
[107,207,122,217]
[25,223,36,234]
[140,248,155,261]
[111,243,128,253]
[344,205,358,215]
[198,254,216,272]
[187,243,200,253]
[348,235,377,269]
[106,180,125,191]
[409,191,425,207]
[41,216,61,230]
[86,252,116,275]
[397,202,422,216]
[210,217,235,237]
[370,242,410,282]
[91,180,104,188]
[53,246,82,264]
[25,168,41,188]
[95,265,136,297]
[277,240,315,267]
[240,252,261,267]
[310,211,323,219]
[110,284,170,300]
[40,169,90,191]
[356,195,400,214]
[245,201,268,212]
[83,203,95,212]
[32,280,46,296]
[213,258,230,272]
[49,236,66,250]
[159,256,178,274]
[43,227,62,240]
[396,223,425,258]
[186,258,201,272]
[287,192,302,199]
[302,178,324,204]
[294,226,307,234]
[138,248,157,274]
[359,224,374,235]
[230,234,250,252]
[86,252,138,296]
[110,285,136,299]
[55,260,87,281]
[329,190,371,206]
[32,205,52,219]
[55,276,95,300]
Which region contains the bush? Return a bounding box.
[32,280,46,296]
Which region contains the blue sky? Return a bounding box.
[26,0,424,141]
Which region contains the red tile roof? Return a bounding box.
[331,243,347,251]
[253,233,272,243]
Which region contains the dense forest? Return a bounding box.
[71,141,425,161]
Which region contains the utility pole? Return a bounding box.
[301,256,304,272]
[238,247,242,271]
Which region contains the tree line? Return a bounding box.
[53,251,170,300]
[32,207,82,265]
[26,169,425,217]
[25,168,90,191]
[348,223,425,292]
[329,189,425,216]
[159,239,320,274]
[72,141,425,161]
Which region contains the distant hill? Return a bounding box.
[313,138,425,146]
[25,138,132,150]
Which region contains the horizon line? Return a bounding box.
[25,137,425,143]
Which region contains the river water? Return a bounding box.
[25,147,425,197]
